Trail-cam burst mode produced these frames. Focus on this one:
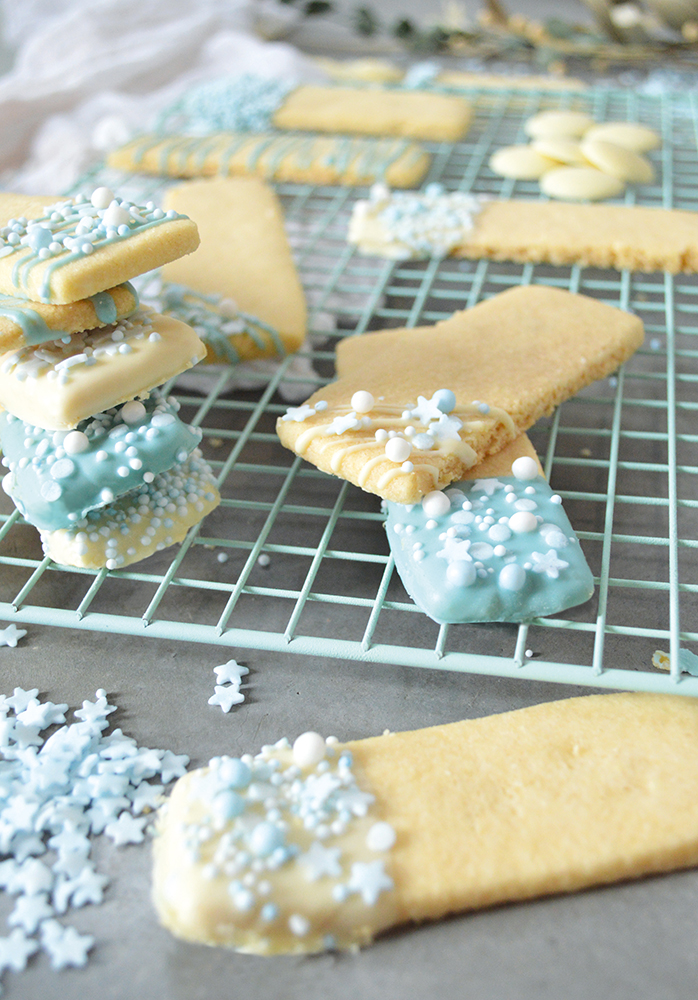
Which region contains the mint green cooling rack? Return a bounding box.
[0,83,697,695]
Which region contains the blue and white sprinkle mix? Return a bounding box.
[156,74,294,135]
[0,687,188,989]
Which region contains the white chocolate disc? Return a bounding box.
[524,110,594,140]
[540,167,625,202]
[530,137,588,166]
[489,146,560,180]
[583,122,660,153]
[580,138,654,184]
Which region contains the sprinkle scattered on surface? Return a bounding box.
[208,660,249,713]
[0,625,27,648]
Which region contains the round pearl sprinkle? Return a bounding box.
[421,490,450,519]
[366,822,397,851]
[292,732,326,769]
[121,400,147,424]
[62,430,89,455]
[508,511,538,534]
[351,390,374,414]
[91,186,114,210]
[249,821,285,857]
[499,564,526,591]
[511,456,539,481]
[384,437,412,464]
[432,389,456,413]
[446,560,477,587]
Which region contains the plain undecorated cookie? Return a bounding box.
[580,137,655,184]
[540,166,625,201]
[0,282,138,353]
[488,145,560,180]
[107,132,431,189]
[161,178,306,363]
[152,692,698,954]
[276,285,644,504]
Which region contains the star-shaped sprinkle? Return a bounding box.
[0,927,39,973]
[53,864,108,912]
[334,787,375,817]
[299,841,342,881]
[436,536,472,564]
[158,750,189,784]
[213,660,249,685]
[0,624,27,648]
[471,478,503,496]
[9,891,54,933]
[103,812,148,846]
[17,700,68,729]
[208,685,245,713]
[326,412,362,435]
[6,687,39,713]
[346,859,393,906]
[409,393,446,425]
[530,549,569,579]
[8,858,53,896]
[427,412,463,444]
[129,782,164,814]
[74,690,115,726]
[281,403,316,422]
[40,920,94,969]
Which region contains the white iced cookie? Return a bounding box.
[0,309,206,430]
[583,122,660,153]
[580,137,655,184]
[152,693,698,954]
[540,167,625,201]
[488,145,559,180]
[524,109,595,139]
[41,451,219,570]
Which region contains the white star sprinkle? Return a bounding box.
[16,700,68,730]
[346,860,393,906]
[326,412,362,435]
[8,891,54,933]
[0,624,27,648]
[213,660,249,685]
[208,685,245,713]
[471,478,504,496]
[281,403,316,422]
[530,549,569,579]
[40,920,94,969]
[299,841,342,881]
[103,812,148,846]
[0,927,39,973]
[436,536,472,564]
[6,687,39,713]
[428,412,463,443]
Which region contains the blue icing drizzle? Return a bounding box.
[89,290,117,325]
[156,74,295,135]
[0,390,202,531]
[385,473,594,624]
[0,281,139,347]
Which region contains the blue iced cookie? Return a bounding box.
[1,390,202,531]
[385,456,594,624]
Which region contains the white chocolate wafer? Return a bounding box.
[152,692,698,955]
[540,166,625,201]
[349,190,698,272]
[41,451,219,570]
[583,122,660,152]
[580,137,655,184]
[488,145,560,180]
[530,137,588,165]
[0,309,206,430]
[0,282,138,353]
[161,178,306,363]
[276,285,643,505]
[107,133,431,189]
[524,109,594,139]
[0,190,199,304]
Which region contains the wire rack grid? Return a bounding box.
[0,83,697,695]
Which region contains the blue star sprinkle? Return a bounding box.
[0,625,27,648]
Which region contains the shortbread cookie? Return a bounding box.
[107,132,431,189]
[152,693,698,955]
[0,309,206,430]
[0,390,202,531]
[313,56,404,84]
[0,282,138,353]
[0,188,199,304]
[349,189,698,272]
[161,178,306,362]
[385,438,594,623]
[41,451,219,570]
[272,85,471,142]
[276,285,644,505]
[436,70,587,91]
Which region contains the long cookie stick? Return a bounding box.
[153,693,698,954]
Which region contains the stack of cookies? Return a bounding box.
[0,186,221,571]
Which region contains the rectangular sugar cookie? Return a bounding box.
[0,309,205,430]
[160,178,306,363]
[107,133,431,189]
[272,85,471,142]
[276,285,644,504]
[152,693,698,954]
[349,190,698,274]
[0,191,199,304]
